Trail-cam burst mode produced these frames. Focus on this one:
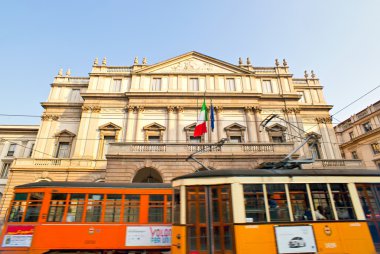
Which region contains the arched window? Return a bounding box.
[132,168,163,183]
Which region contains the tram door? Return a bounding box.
[186,185,234,254]
[356,183,380,251]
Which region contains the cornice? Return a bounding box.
[340,127,380,149]
[293,85,324,89]
[41,102,83,109]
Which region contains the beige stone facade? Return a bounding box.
[1,51,352,219]
[335,100,380,169]
[0,125,38,202]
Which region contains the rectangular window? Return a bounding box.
[7,144,16,157]
[24,192,44,222]
[229,136,242,143]
[111,79,122,92]
[288,184,312,221]
[102,136,115,159]
[8,193,28,222]
[262,80,273,93]
[166,195,172,223]
[243,184,266,222]
[351,151,359,159]
[149,195,164,223]
[28,144,34,157]
[189,136,202,143]
[152,78,162,91]
[47,193,68,222]
[349,132,354,140]
[310,183,335,220]
[226,78,236,91]
[148,136,160,143]
[173,188,181,224]
[363,122,373,132]
[189,78,199,91]
[0,163,11,178]
[266,184,290,222]
[85,194,103,222]
[187,186,207,252]
[67,194,85,222]
[104,194,122,222]
[297,91,305,103]
[56,142,70,158]
[272,136,285,143]
[331,184,356,220]
[371,143,380,154]
[124,194,140,223]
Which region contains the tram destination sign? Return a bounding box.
[275,225,317,254]
[126,226,172,246]
[1,225,35,247]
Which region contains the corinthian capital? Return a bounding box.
[167,106,175,113]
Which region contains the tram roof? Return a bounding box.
[14,181,172,189]
[172,169,380,181]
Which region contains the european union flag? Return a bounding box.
[210,101,215,132]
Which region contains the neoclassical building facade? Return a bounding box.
[335,100,380,169]
[0,51,356,218]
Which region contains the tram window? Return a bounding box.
[266,184,290,222]
[104,194,122,222]
[48,193,68,222]
[166,195,172,223]
[24,192,44,222]
[149,195,164,223]
[310,184,335,220]
[8,193,28,222]
[243,184,266,222]
[331,184,356,220]
[124,194,140,223]
[288,184,312,221]
[86,194,104,222]
[356,184,380,219]
[67,194,85,222]
[173,188,180,224]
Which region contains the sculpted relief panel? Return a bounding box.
[151,59,234,74]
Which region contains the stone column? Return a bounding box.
[215,106,223,140]
[125,105,135,142]
[134,106,144,142]
[176,106,184,141]
[253,107,262,142]
[167,106,176,142]
[244,106,255,142]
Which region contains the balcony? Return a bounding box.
[12,158,107,170]
[108,142,296,159]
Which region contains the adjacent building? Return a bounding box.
[0,125,38,199]
[335,100,380,169]
[0,51,356,219]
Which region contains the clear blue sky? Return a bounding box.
[1,1,379,125]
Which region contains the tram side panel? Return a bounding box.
[172,225,186,254]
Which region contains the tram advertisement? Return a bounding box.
[1,225,35,247]
[126,226,172,246]
[275,225,317,254]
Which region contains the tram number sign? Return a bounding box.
[274,225,317,254]
[1,225,35,247]
[126,226,172,246]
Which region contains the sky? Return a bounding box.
[0,1,379,125]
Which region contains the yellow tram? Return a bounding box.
[171,169,380,254]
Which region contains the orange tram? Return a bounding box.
[2,169,380,254]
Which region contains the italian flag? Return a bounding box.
[194,99,208,137]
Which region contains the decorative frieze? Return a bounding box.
[315,116,332,124]
[282,107,300,114]
[82,105,101,113]
[41,114,59,121]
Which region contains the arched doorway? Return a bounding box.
[132,167,163,183]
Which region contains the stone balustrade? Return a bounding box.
[303,159,363,169]
[12,158,107,169]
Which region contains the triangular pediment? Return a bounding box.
[224,123,246,131]
[135,51,252,74]
[55,129,76,137]
[265,123,287,132]
[143,122,166,131]
[184,123,197,131]
[99,122,122,131]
